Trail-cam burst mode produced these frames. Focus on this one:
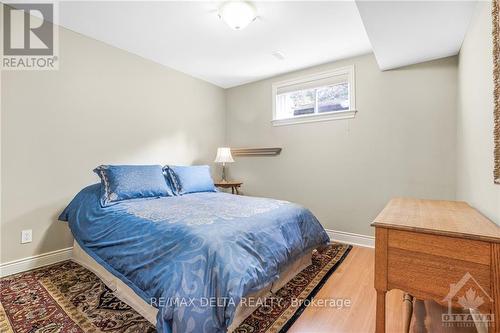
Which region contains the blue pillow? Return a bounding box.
[94,165,172,206]
[165,165,216,195]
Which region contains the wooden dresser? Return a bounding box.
[372,198,500,333]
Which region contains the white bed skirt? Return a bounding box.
[71,241,312,332]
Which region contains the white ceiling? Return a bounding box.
[356,1,477,70]
[57,1,372,88]
[23,1,478,88]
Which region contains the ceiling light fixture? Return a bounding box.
[218,1,257,31]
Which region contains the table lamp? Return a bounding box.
[214,147,234,183]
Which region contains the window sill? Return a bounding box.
[272,110,357,127]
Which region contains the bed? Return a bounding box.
[60,183,330,333]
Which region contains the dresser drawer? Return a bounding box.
[386,230,492,309]
[388,229,491,265]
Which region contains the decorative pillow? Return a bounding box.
[164,165,216,195]
[93,165,172,206]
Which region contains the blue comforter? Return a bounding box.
[60,184,329,333]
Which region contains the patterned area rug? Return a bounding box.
[234,243,351,333]
[0,260,155,333]
[0,243,351,333]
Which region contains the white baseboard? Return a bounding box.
[0,247,73,278]
[326,229,375,248]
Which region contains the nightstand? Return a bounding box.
[214,181,243,195]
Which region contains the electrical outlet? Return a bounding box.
[21,229,32,244]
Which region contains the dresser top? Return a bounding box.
[372,198,500,243]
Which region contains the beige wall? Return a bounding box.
[226,54,458,236]
[1,16,226,262]
[457,1,500,225]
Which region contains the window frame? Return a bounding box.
[271,65,357,126]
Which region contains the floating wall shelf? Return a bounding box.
[231,147,282,156]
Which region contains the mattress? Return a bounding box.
[72,240,312,331]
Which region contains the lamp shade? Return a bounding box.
[214,147,234,163]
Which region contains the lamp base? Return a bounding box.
[220,164,228,183]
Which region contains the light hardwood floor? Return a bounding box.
[288,246,477,333]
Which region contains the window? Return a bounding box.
[272,66,356,126]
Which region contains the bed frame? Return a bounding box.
[72,241,312,332]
